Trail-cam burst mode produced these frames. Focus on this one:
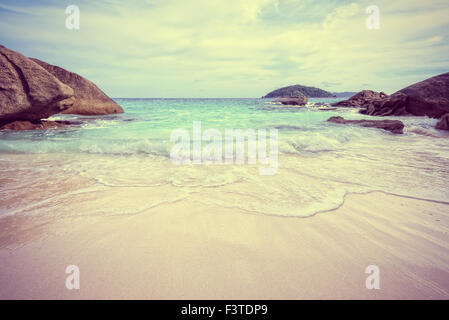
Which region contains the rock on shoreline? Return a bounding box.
[0,45,74,124]
[0,44,123,130]
[31,58,123,116]
[332,72,449,131]
[436,114,449,131]
[0,120,76,131]
[275,96,308,106]
[332,90,388,108]
[360,92,409,116]
[394,72,449,118]
[327,116,404,134]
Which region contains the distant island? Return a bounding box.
[263,84,335,98]
[262,84,357,99]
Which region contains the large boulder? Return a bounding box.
[332,90,388,107]
[327,116,404,134]
[30,58,123,115]
[338,73,449,119]
[394,72,449,118]
[0,45,74,124]
[361,92,409,116]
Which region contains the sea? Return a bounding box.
[1,98,448,218]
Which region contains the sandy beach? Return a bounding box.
[1,191,448,299]
[1,0,449,303]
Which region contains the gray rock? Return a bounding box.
[332,90,388,108]
[0,45,74,124]
[30,58,123,115]
[0,120,74,131]
[395,72,449,118]
[275,96,308,106]
[327,116,404,134]
[436,113,449,131]
[360,92,409,116]
[341,73,449,119]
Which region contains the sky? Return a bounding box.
[0,0,448,98]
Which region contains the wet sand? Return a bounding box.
[1,191,448,299]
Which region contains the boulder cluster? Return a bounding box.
[332,72,449,131]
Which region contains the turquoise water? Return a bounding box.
[0,98,448,217]
[1,98,347,156]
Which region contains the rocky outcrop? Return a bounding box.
[263,84,334,98]
[436,113,449,131]
[332,90,388,107]
[0,45,74,124]
[363,73,449,118]
[30,58,123,115]
[0,120,73,131]
[334,73,449,120]
[275,96,308,106]
[327,116,404,134]
[395,72,449,118]
[0,44,123,129]
[360,92,409,116]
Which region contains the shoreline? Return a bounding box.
[1,1,449,302]
[1,191,448,299]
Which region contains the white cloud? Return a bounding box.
[323,2,360,29]
[0,0,448,97]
